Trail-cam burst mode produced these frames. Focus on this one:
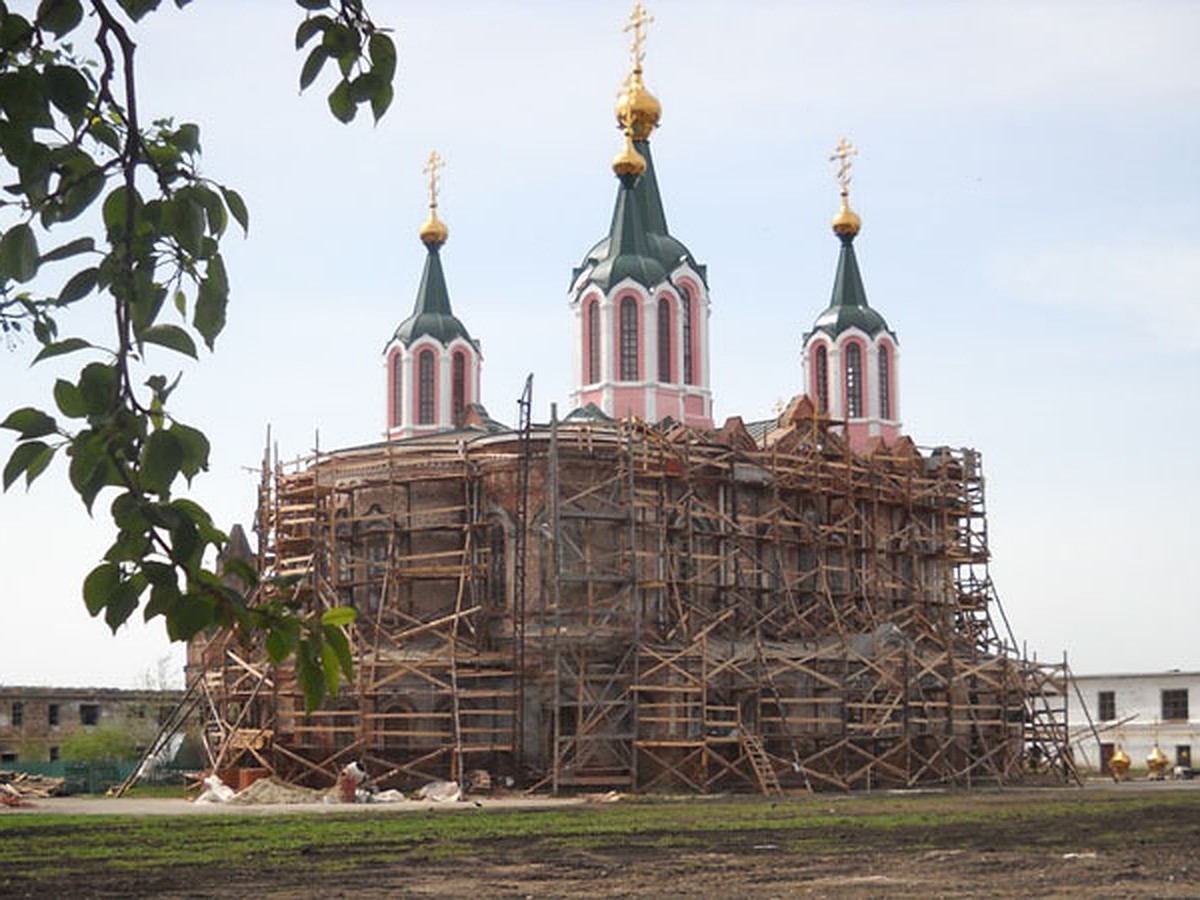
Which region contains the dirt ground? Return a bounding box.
[4,782,1200,898]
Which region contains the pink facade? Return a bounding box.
[386,336,481,440]
[570,269,713,429]
[803,330,900,453]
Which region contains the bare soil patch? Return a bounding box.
[3,783,1198,898]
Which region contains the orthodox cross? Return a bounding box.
[423,150,445,209]
[624,1,654,72]
[829,137,858,193]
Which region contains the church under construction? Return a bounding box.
[185,4,1073,795]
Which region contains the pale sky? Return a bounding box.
[2,1,1197,687]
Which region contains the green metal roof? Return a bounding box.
[391,244,476,348]
[807,233,894,340]
[573,141,707,293]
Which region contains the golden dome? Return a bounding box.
[419,208,448,247]
[832,194,861,237]
[612,131,647,178]
[615,74,661,142]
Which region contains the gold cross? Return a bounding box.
[829,137,858,192]
[623,1,654,72]
[423,150,445,208]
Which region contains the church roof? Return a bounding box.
[391,243,475,348]
[573,141,706,293]
[807,231,894,340]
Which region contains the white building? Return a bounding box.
[1066,671,1197,776]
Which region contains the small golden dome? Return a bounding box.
[615,74,661,142]
[612,131,646,178]
[832,194,861,237]
[419,208,448,246]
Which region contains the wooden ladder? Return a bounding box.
[741,731,783,798]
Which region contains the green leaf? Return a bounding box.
[4,440,50,490]
[167,592,217,641]
[37,0,84,37]
[299,44,330,91]
[23,442,55,487]
[368,32,397,81]
[196,186,226,238]
[58,267,98,304]
[105,575,146,632]
[320,640,342,695]
[44,64,91,120]
[170,422,210,482]
[78,362,117,413]
[1,407,57,439]
[168,195,205,255]
[174,122,200,154]
[266,628,291,663]
[83,562,119,617]
[327,80,356,124]
[194,255,228,349]
[115,0,162,21]
[296,643,325,711]
[142,429,183,495]
[220,186,248,234]
[41,236,94,264]
[141,324,197,358]
[296,0,330,10]
[53,379,87,418]
[323,623,354,679]
[370,82,393,123]
[33,337,92,363]
[295,14,330,49]
[102,185,142,239]
[321,606,357,627]
[0,223,40,283]
[143,579,180,622]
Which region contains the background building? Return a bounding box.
[1067,671,1197,776]
[0,686,181,765]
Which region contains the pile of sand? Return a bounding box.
[226,777,324,805]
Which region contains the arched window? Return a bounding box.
[814,345,828,413]
[680,285,694,385]
[878,344,891,420]
[452,351,466,423]
[586,300,599,384]
[619,296,638,381]
[418,349,435,425]
[845,343,862,418]
[657,298,672,382]
[391,354,403,426]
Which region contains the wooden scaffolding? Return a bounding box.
[191,402,1074,792]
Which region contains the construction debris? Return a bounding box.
[0,771,65,800]
[415,780,462,803]
[194,774,236,803]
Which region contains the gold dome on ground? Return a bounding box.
[615,74,661,142]
[419,209,448,246]
[832,194,861,237]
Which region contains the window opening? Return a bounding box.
[657,298,672,382]
[845,343,863,417]
[620,297,638,380]
[418,350,435,424]
[452,352,466,423]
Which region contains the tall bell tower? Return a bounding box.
[802,139,901,451]
[568,2,713,428]
[385,152,482,439]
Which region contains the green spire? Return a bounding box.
[809,232,893,339]
[392,243,474,347]
[573,141,706,292]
